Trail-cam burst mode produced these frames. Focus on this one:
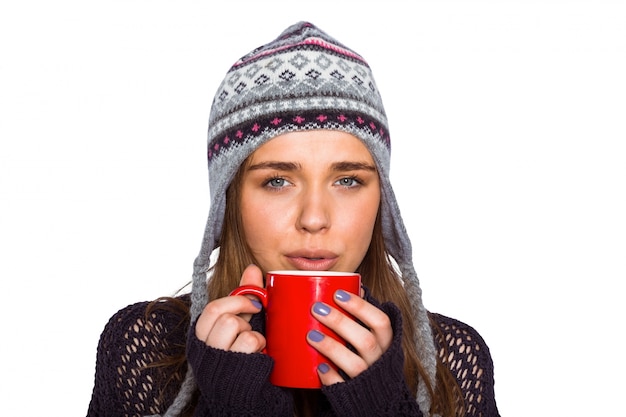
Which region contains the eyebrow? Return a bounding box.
[247,161,301,171]
[246,161,376,172]
[332,161,377,172]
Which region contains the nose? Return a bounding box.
[296,186,330,233]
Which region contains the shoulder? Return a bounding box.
[429,311,495,372]
[102,294,191,349]
[98,294,191,348]
[429,312,492,350]
[94,295,192,380]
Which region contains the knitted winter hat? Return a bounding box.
[159,22,437,417]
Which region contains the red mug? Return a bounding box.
[229,270,361,388]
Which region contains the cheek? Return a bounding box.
[241,201,266,243]
[241,198,287,248]
[342,193,380,253]
[354,207,378,243]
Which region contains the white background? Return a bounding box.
[1,1,624,415]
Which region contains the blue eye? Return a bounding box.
[336,177,360,187]
[266,177,290,188]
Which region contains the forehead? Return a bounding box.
[248,130,374,163]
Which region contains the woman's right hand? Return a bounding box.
[194,264,266,353]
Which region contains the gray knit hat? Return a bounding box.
[160,21,437,417]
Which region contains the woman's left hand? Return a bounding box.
[307,289,393,385]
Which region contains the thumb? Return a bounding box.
[240,264,264,288]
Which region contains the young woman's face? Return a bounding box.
[240,130,381,273]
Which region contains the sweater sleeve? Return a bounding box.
[87,300,189,417]
[320,300,423,417]
[187,315,294,416]
[430,313,501,417]
[87,309,124,417]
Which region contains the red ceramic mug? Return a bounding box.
[229,270,361,388]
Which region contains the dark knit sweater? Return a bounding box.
[87,293,499,417]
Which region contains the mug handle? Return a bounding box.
[229,285,269,355]
[229,285,268,308]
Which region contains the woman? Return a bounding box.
[87,22,499,417]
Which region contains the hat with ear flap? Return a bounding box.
[158,21,438,417]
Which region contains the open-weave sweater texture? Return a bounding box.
[87,292,499,417]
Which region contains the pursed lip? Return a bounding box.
[284,250,339,271]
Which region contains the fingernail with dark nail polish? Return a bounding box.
[308,330,325,342]
[318,363,330,374]
[313,302,330,316]
[251,299,263,309]
[335,289,351,302]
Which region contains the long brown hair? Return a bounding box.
[148,158,465,416]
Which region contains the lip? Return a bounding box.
[285,250,339,271]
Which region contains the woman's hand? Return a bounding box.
[307,289,393,385]
[194,264,266,353]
